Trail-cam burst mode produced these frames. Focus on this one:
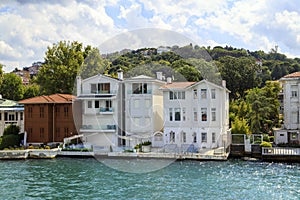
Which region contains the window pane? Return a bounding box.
[211,89,216,99]
[175,108,181,121]
[201,89,207,99]
[201,132,207,142]
[169,91,174,100]
[201,108,207,121]
[169,108,173,121]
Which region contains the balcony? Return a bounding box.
[99,107,113,114]
[127,89,152,95]
[80,124,117,133]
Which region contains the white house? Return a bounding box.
[124,73,165,147]
[76,72,124,148]
[160,79,230,151]
[275,72,300,144]
[0,95,24,136]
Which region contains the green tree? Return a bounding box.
[245,81,281,134]
[3,124,20,136]
[79,47,111,79]
[218,56,261,98]
[23,84,41,99]
[36,41,89,94]
[231,116,250,135]
[0,63,4,86]
[0,73,25,101]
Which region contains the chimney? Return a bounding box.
[156,71,163,80]
[76,76,81,96]
[222,80,226,88]
[167,77,172,84]
[117,68,123,80]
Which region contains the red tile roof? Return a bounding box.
[19,94,75,104]
[282,72,300,78]
[160,82,196,89]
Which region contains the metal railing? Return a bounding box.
[262,147,300,155]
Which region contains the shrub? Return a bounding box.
[260,141,272,147]
[45,146,50,149]
[263,135,270,142]
[28,146,34,149]
[0,134,22,149]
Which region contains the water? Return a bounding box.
[0,158,300,200]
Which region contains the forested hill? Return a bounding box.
[1,41,299,101]
[104,44,300,98]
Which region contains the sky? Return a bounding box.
[0,0,300,72]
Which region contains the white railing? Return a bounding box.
[262,147,300,156]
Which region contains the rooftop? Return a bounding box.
[160,82,196,89]
[19,94,75,104]
[282,72,300,79]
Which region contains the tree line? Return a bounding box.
[0,41,298,136]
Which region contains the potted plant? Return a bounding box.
[142,141,152,153]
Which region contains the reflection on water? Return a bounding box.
[0,158,299,199]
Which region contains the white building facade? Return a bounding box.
[124,75,165,147]
[160,80,230,151]
[76,73,124,148]
[275,72,300,144]
[0,96,24,136]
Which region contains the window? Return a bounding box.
[169,91,174,100]
[211,108,216,121]
[64,107,69,117]
[169,91,185,100]
[175,108,181,121]
[292,112,299,124]
[193,89,197,99]
[201,108,207,121]
[55,107,60,117]
[181,131,186,143]
[182,108,186,121]
[99,83,110,93]
[105,100,112,111]
[132,83,147,94]
[211,89,216,99]
[170,131,175,143]
[95,101,100,108]
[8,114,15,121]
[0,113,1,120]
[291,85,298,98]
[91,84,97,93]
[64,127,69,137]
[20,112,23,120]
[193,132,197,143]
[91,83,110,94]
[56,127,60,138]
[16,113,18,121]
[201,132,207,143]
[28,107,33,118]
[88,101,92,108]
[212,132,216,143]
[40,107,44,118]
[201,89,207,99]
[4,112,7,121]
[193,108,198,121]
[40,127,44,138]
[169,108,173,121]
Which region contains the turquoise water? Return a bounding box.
[0,158,300,200]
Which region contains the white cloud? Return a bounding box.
[1,0,300,72]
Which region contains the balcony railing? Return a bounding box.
[127,89,152,95]
[80,124,117,132]
[99,107,113,113]
[81,90,118,95]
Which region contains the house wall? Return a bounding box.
[0,110,24,137]
[163,81,229,150]
[282,79,300,130]
[24,103,76,144]
[79,74,120,147]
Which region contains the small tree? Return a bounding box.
[3,124,20,136]
[0,124,22,149]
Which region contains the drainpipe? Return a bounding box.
[53,104,55,144]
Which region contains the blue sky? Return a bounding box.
[0,0,300,72]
